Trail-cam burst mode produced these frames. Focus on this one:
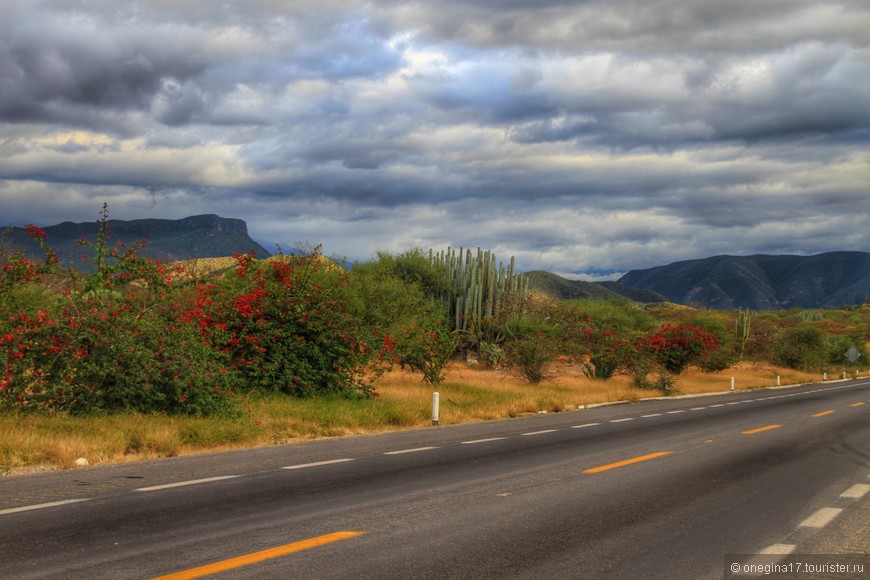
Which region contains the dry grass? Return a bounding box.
[0,360,842,475]
[374,360,824,424]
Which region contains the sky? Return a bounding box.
[1,0,868,279]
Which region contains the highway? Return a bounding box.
[1,378,869,579]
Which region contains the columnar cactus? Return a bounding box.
[736,307,751,360]
[427,247,528,338]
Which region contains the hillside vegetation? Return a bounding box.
[2,210,869,471]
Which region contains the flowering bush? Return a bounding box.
[0,300,239,415]
[1,209,238,415]
[635,323,721,375]
[183,252,389,398]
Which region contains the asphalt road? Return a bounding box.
[1,378,869,579]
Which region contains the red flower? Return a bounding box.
[25,224,47,239]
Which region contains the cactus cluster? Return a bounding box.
[427,247,529,339]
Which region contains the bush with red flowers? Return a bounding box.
[635,323,721,375]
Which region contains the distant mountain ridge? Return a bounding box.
[616,252,870,310]
[3,215,270,267]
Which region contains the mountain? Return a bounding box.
[2,215,271,267]
[524,271,668,303]
[616,252,870,310]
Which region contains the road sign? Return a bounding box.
[845,347,861,363]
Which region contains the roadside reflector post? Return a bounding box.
[842,371,846,380]
[776,375,780,386]
[730,377,735,392]
[823,372,827,381]
[432,392,440,426]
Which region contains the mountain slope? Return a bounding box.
[616,252,870,309]
[2,215,270,267]
[524,271,667,303]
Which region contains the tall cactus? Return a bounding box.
[427,246,528,341]
[735,307,751,360]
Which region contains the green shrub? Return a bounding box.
[566,298,656,336]
[394,316,458,384]
[502,316,562,383]
[344,256,441,337]
[477,341,504,369]
[582,331,631,380]
[774,324,828,371]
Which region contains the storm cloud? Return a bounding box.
[1,0,868,278]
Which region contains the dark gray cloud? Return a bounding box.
[0,0,868,277]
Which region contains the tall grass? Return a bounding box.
[0,361,832,475]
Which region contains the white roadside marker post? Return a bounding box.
[432,392,440,426]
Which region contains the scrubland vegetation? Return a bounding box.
[2,206,868,473]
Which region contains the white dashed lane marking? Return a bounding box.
[760,544,796,555]
[0,499,90,516]
[283,459,355,470]
[840,484,870,499]
[462,437,507,445]
[799,507,842,528]
[384,446,439,455]
[135,475,240,492]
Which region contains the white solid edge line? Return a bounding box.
[462,437,507,444]
[799,507,842,528]
[135,475,240,492]
[0,498,90,516]
[384,446,439,455]
[282,458,355,470]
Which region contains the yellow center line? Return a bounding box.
[582,451,672,474]
[851,402,865,407]
[741,424,782,435]
[152,531,366,580]
[812,410,835,417]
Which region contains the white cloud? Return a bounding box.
[0,0,868,274]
